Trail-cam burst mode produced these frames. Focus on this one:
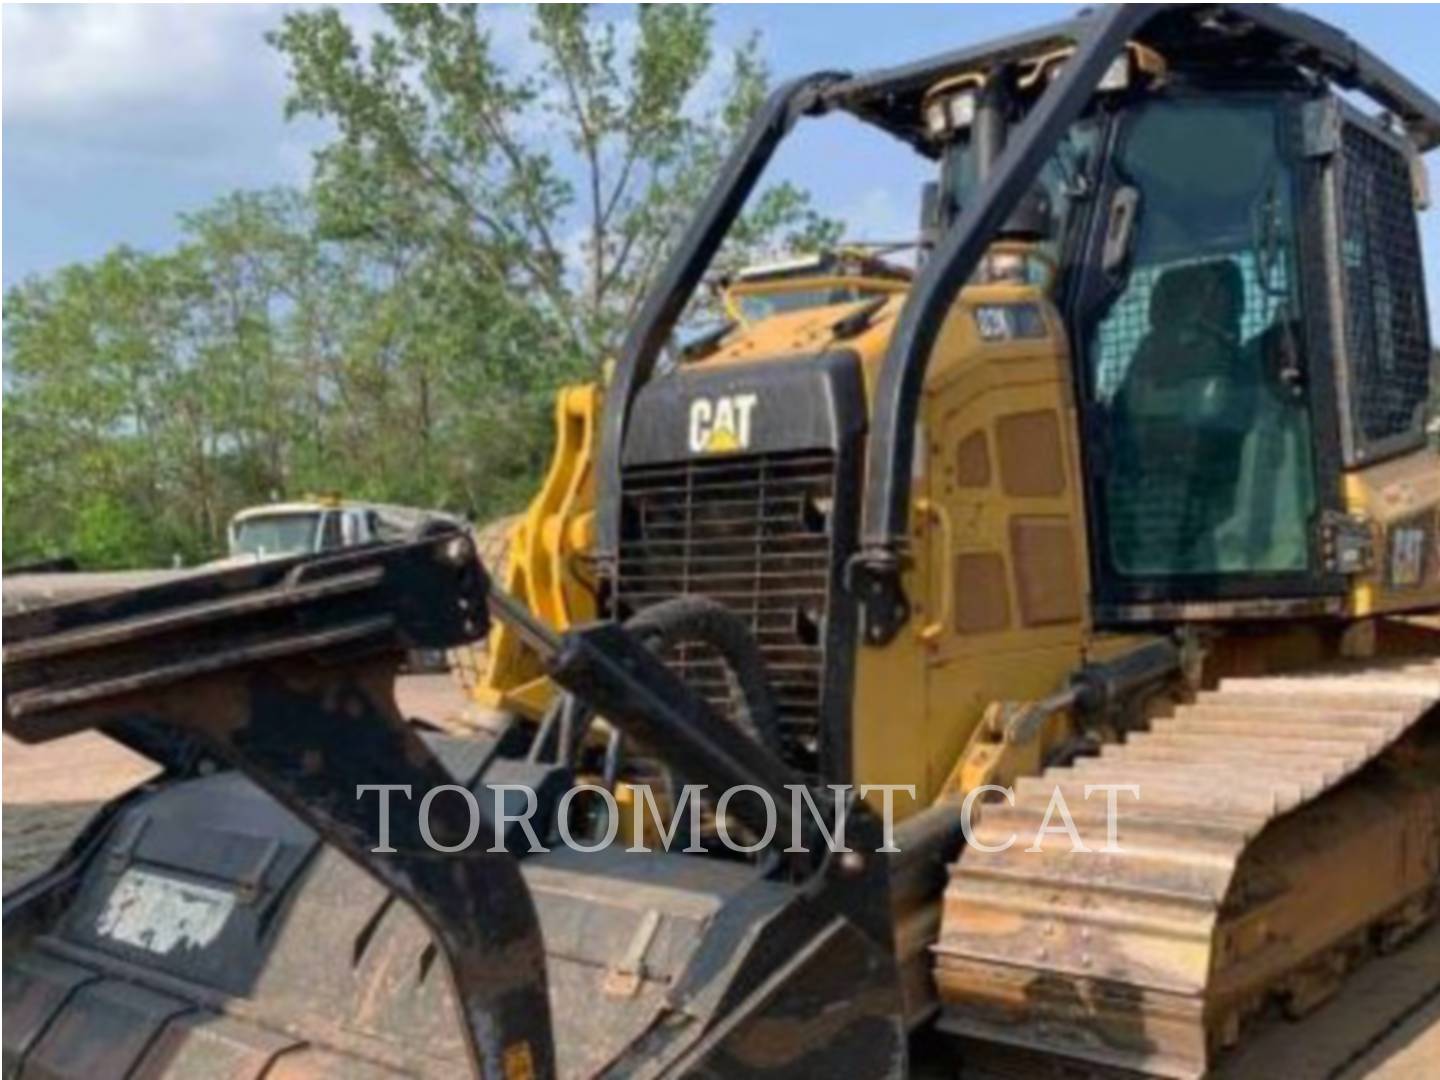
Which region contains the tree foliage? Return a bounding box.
[3,5,837,568]
[270,3,837,361]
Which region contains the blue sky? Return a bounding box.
[4,3,1438,314]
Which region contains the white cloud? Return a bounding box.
[3,5,279,125]
[0,3,404,195]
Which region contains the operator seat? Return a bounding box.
[1128,260,1244,386]
[1109,259,1252,574]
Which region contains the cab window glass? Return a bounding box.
[231,514,319,558]
[1087,98,1316,578]
[735,286,877,322]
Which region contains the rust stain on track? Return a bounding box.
[935,654,1440,1079]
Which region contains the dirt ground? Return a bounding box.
[3,673,1436,1078]
[1,674,475,885]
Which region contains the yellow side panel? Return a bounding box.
[851,510,933,822]
[1343,444,1440,617]
[852,285,1093,812]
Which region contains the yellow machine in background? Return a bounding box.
[718,248,912,326]
[466,384,602,717]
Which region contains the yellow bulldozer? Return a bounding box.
[5,6,1440,1079]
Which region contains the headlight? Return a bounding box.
[947,91,977,129]
[925,100,949,138]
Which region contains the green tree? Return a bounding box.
[269,3,838,364]
[3,247,214,567]
[4,5,841,568]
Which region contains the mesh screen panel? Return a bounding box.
[1338,123,1432,453]
[616,450,838,769]
[1093,256,1291,403]
[1093,253,1311,575]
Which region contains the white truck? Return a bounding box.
[221,499,465,674]
[223,498,460,563]
[5,498,463,633]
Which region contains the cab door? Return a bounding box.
[1070,94,1343,615]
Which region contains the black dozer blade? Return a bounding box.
[2,532,918,1079]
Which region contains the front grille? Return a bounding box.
[616,450,839,767]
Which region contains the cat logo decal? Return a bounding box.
[688,393,758,454]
